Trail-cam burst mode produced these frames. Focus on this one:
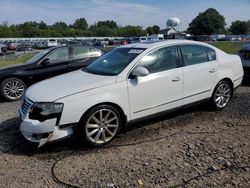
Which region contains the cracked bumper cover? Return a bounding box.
[19,109,73,147]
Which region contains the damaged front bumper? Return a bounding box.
[19,110,73,147]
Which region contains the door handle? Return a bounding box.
[209,68,216,73]
[171,76,181,82]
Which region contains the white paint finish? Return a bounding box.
[58,81,130,125]
[25,70,116,102]
[182,61,217,105]
[19,40,244,145]
[127,68,183,119]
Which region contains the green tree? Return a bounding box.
[96,20,118,29]
[152,25,160,34]
[0,25,12,37]
[230,20,248,34]
[38,21,48,30]
[187,8,226,35]
[72,18,88,30]
[146,26,153,35]
[118,25,146,37]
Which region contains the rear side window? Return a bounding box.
[137,46,179,74]
[206,47,216,61]
[180,45,208,66]
[72,46,91,59]
[90,48,101,57]
[46,47,69,62]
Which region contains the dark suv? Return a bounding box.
[238,44,250,78]
[0,46,102,101]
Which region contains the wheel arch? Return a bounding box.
[0,75,28,85]
[212,77,234,98]
[216,77,234,91]
[79,102,128,130]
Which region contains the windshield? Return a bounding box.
[84,48,145,76]
[26,49,50,64]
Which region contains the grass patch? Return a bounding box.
[209,41,250,54]
[0,53,35,68]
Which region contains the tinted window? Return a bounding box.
[46,47,69,62]
[206,47,216,61]
[84,48,144,76]
[181,45,208,66]
[137,46,178,74]
[72,46,90,59]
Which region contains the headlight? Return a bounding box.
[29,102,63,122]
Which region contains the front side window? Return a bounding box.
[72,46,90,59]
[46,47,69,62]
[84,48,145,76]
[26,49,50,64]
[137,46,179,74]
[180,45,208,66]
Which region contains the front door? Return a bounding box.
[127,46,183,120]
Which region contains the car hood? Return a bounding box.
[25,70,117,102]
[0,63,28,72]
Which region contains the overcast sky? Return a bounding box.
[0,0,249,30]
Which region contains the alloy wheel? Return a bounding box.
[3,79,25,100]
[214,82,231,108]
[85,109,119,144]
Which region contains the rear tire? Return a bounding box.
[78,105,122,147]
[210,80,232,110]
[0,77,26,101]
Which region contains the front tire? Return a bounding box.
[0,77,26,101]
[210,80,232,110]
[79,105,122,147]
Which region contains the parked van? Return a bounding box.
[46,39,58,48]
[147,34,164,41]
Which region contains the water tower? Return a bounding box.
[166,17,180,39]
[166,17,180,29]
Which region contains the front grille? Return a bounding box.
[21,97,34,115]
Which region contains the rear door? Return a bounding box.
[180,45,217,105]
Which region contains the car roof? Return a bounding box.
[118,39,212,49]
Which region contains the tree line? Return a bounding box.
[0,18,160,38]
[0,8,249,38]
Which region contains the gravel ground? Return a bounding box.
[0,81,249,188]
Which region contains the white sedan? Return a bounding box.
[19,40,243,147]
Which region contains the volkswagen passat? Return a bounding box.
[19,40,243,147]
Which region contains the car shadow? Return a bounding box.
[0,102,211,157]
[0,96,5,103]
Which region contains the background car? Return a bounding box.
[0,45,102,101]
[238,44,250,78]
[16,42,33,51]
[0,44,7,54]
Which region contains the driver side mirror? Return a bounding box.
[41,58,50,65]
[131,66,149,78]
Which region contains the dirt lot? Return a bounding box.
[0,81,250,188]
